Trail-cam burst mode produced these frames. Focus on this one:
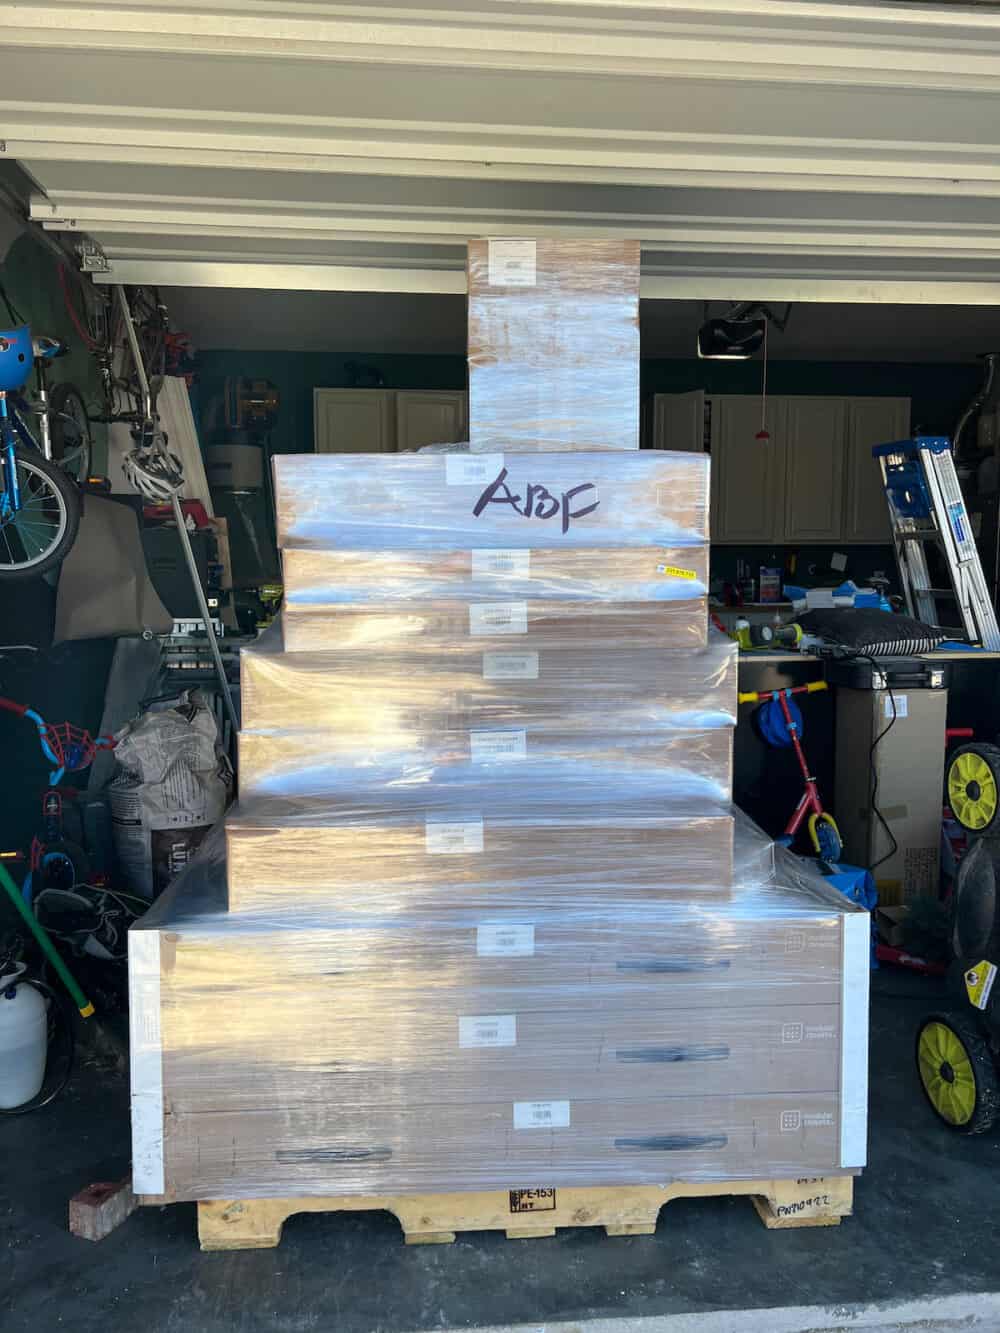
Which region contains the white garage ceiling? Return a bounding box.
[6,1,1000,302]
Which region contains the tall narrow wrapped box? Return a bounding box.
[467,238,640,452]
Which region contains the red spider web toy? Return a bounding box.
[0,696,116,785]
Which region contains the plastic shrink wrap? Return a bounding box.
[130,822,869,1201]
[274,452,708,551]
[128,446,868,1205]
[467,238,640,452]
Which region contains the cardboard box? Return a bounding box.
[281,545,710,607]
[282,595,709,653]
[146,1092,847,1201]
[160,997,843,1112]
[129,839,870,1199]
[238,637,738,737]
[224,795,736,911]
[467,238,640,453]
[834,686,948,905]
[134,898,848,1018]
[273,451,709,551]
[238,725,733,804]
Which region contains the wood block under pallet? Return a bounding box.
[194,1176,854,1251]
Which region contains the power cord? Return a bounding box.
[846,650,900,873]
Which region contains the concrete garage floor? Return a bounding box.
[3,970,999,1333]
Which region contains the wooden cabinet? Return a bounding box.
[313,389,395,454]
[710,396,787,543]
[652,390,705,451]
[313,388,468,454]
[656,390,912,544]
[782,397,848,542]
[843,397,910,542]
[395,391,468,452]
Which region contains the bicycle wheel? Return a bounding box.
[48,382,93,483]
[0,448,80,579]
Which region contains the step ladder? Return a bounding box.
[874,436,1000,650]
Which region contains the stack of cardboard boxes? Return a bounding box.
[129,239,868,1203]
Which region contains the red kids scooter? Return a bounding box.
[738,680,843,862]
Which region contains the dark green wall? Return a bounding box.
[194,349,980,450]
[194,350,468,453]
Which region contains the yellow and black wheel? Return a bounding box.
[947,743,1000,834]
[916,1011,1000,1135]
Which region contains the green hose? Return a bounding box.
[0,862,94,1017]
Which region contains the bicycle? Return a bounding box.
[0,325,86,579]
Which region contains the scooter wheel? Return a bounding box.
[916,1011,1000,1135]
[947,743,1000,834]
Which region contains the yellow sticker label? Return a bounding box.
[965,959,997,1011]
[657,564,697,580]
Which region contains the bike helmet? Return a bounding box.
[0,326,33,392]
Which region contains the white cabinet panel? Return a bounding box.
[652,391,705,451]
[395,391,468,452]
[782,397,848,542]
[313,389,395,454]
[710,396,787,543]
[844,397,910,543]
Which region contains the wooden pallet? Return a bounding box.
[195,1176,854,1251]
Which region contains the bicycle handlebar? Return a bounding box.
[737,680,829,705]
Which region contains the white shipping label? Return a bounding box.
[426,819,484,855]
[477,922,535,957]
[488,238,536,287]
[469,729,527,762]
[469,602,528,636]
[472,549,531,578]
[445,454,504,487]
[483,651,539,681]
[459,1014,517,1048]
[885,694,908,719]
[514,1100,571,1130]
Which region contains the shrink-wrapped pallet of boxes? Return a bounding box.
[129,238,868,1249]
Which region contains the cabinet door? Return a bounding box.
[710,396,787,542]
[652,391,705,451]
[395,391,468,452]
[782,397,848,542]
[844,397,911,542]
[313,390,395,453]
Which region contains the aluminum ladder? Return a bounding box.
[874,436,1000,650]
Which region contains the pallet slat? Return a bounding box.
[195,1176,854,1251]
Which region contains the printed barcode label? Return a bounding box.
[445,454,504,486]
[483,651,539,680]
[657,564,697,580]
[469,602,528,636]
[472,549,531,578]
[425,819,484,855]
[477,923,535,957]
[513,1100,571,1130]
[459,1014,516,1048]
[469,729,527,762]
[488,238,536,287]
